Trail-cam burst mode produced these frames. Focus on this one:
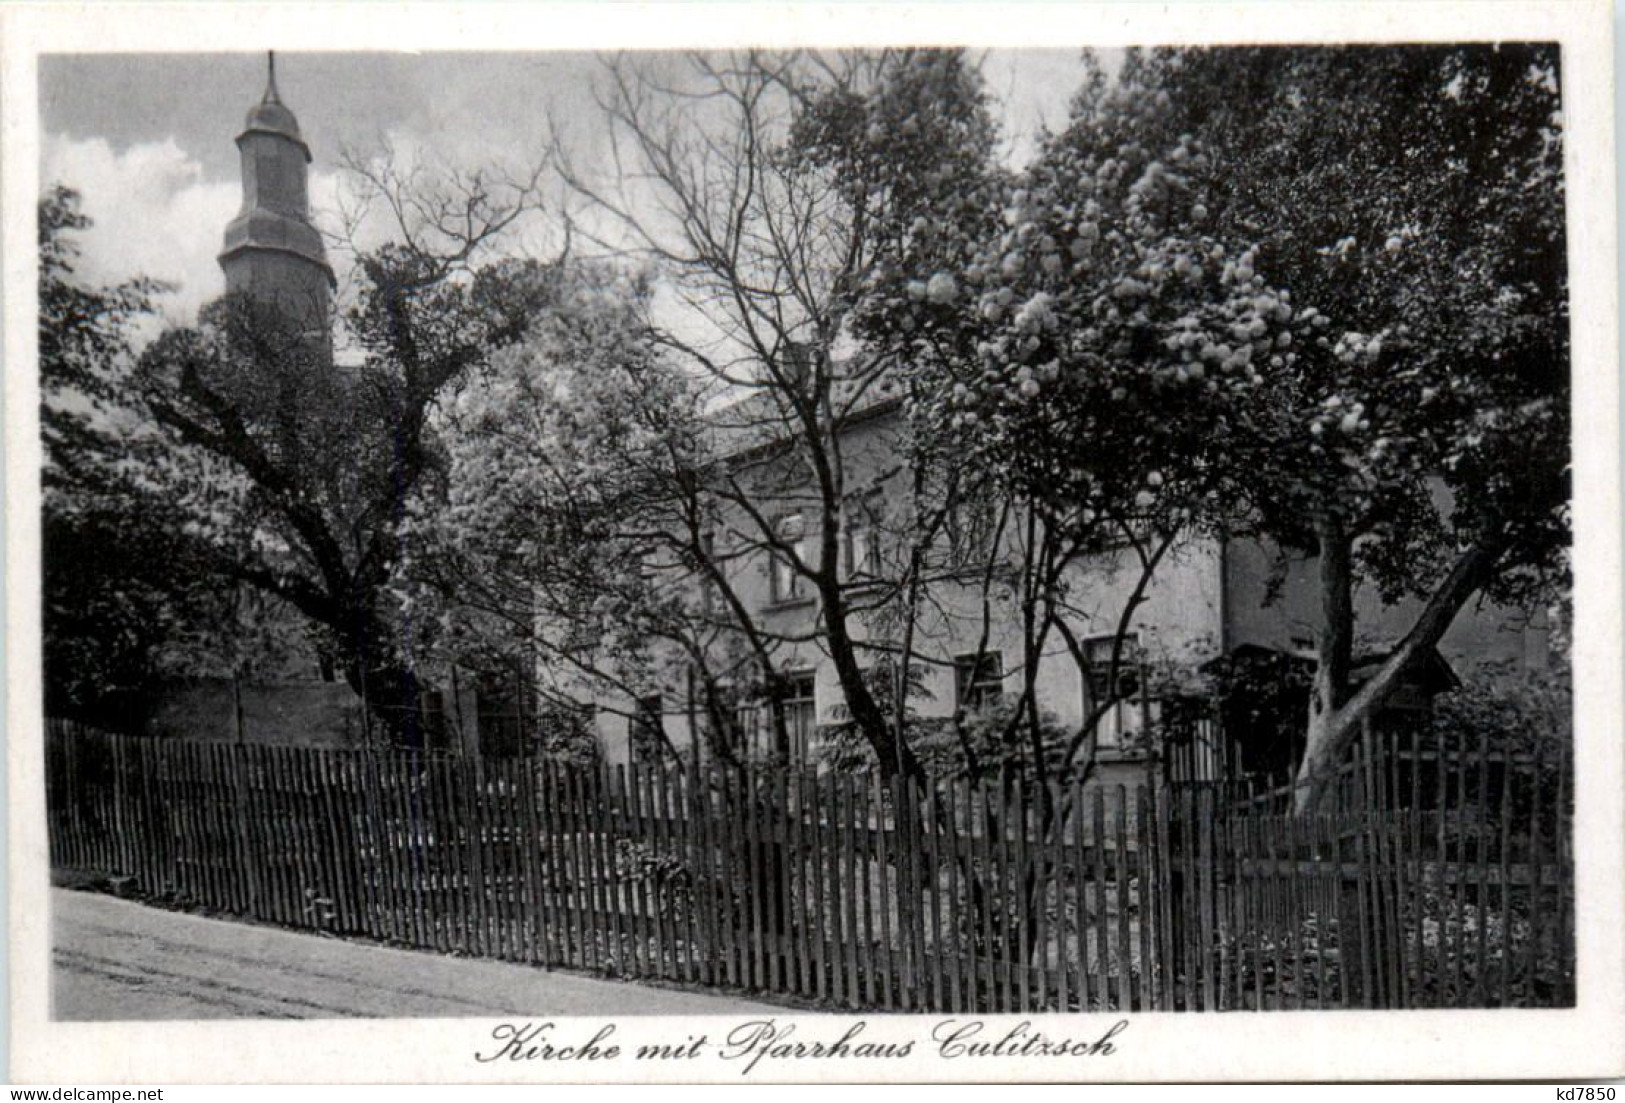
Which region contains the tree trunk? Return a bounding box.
[1299,509,1355,807]
[1291,530,1509,1006]
[822,573,923,784]
[348,659,434,749]
[1293,533,1504,814]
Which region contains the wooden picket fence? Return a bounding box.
[1181,722,1577,1010]
[45,719,1573,1012]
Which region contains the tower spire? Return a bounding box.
[221,49,335,346]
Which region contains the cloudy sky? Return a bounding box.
[41,49,1097,331]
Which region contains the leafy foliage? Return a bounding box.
[406,265,723,755]
[39,187,245,724]
[850,46,1568,800]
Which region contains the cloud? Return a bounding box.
[42,133,239,331]
[40,133,371,349]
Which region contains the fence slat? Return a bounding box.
[596,766,625,974]
[285,746,315,931]
[351,753,385,942]
[373,753,405,943]
[1160,782,1181,1011]
[110,737,131,883]
[1556,735,1573,1006]
[185,742,214,909]
[547,761,580,969]
[1448,738,1470,1005]
[651,762,673,980]
[656,763,680,981]
[780,773,799,994]
[554,765,584,965]
[353,753,387,943]
[1526,738,1547,1005]
[1384,731,1410,1007]
[505,759,530,961]
[280,748,308,930]
[619,764,645,980]
[1086,787,1108,1010]
[246,745,275,922]
[713,766,735,990]
[143,737,166,903]
[449,757,477,954]
[1266,801,1285,1009]
[196,742,225,910]
[1405,732,1424,1003]
[1286,807,1307,1011]
[583,766,612,970]
[692,763,717,987]
[1128,786,1149,1012]
[907,775,928,1011]
[380,752,410,946]
[779,769,797,994]
[1109,786,1132,1011]
[874,773,895,1010]
[744,767,764,991]
[684,765,705,985]
[1200,787,1221,1011]
[945,778,967,1012]
[818,768,838,1004]
[845,773,871,1007]
[925,781,946,1013]
[245,744,276,923]
[446,756,474,955]
[1007,782,1027,1013]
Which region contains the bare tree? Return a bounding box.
[540,49,1021,782]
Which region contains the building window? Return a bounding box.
[946,496,999,569]
[954,651,1004,714]
[733,695,762,757]
[1082,634,1153,747]
[782,670,819,763]
[844,498,879,581]
[631,544,659,587]
[629,693,663,762]
[734,672,819,763]
[780,340,812,389]
[698,531,720,616]
[771,514,809,602]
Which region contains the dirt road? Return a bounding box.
[52,888,783,1020]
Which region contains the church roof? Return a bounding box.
[238,52,310,161]
[702,355,905,462]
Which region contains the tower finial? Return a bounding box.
[264,50,281,105]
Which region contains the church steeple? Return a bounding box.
[219,52,335,343]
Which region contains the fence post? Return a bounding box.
[1556,734,1573,1006]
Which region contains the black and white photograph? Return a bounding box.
[5,0,1621,1085]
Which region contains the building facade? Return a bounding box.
[582,388,1552,785]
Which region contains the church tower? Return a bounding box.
[218,53,335,344]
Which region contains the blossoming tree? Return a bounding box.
[858,45,1569,808]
